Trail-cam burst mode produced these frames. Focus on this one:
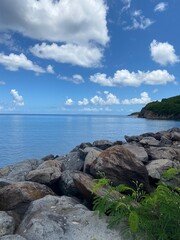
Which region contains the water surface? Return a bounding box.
[0,114,179,167]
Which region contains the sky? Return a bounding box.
[0,0,179,115]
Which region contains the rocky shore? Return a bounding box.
[0,128,180,240]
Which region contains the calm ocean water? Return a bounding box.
[0,114,180,167]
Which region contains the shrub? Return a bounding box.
[93,168,180,240]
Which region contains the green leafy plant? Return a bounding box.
[93,168,180,240]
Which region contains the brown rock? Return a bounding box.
[90,145,151,192]
[0,181,54,211]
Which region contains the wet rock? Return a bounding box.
[90,145,151,192]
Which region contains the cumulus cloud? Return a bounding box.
[90,92,120,105]
[0,0,109,46]
[122,92,151,105]
[46,65,55,74]
[154,2,168,12]
[90,69,175,87]
[59,74,84,84]
[78,98,89,106]
[0,52,45,73]
[65,98,73,106]
[150,40,180,66]
[30,43,103,68]
[10,89,24,106]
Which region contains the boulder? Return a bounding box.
[83,147,102,173]
[0,235,26,240]
[146,159,175,180]
[147,147,178,160]
[17,195,121,240]
[140,137,160,146]
[58,170,79,197]
[0,181,54,211]
[92,140,113,150]
[26,160,64,184]
[90,145,151,192]
[73,172,121,202]
[124,135,142,143]
[41,154,57,161]
[123,143,148,163]
[0,179,12,188]
[160,136,172,146]
[170,131,180,141]
[0,212,15,237]
[56,151,84,171]
[0,160,40,182]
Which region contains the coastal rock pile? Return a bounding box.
[0,128,179,239]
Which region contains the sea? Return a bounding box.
[0,114,180,167]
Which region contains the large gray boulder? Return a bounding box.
[140,137,160,146]
[83,147,102,173]
[123,143,148,163]
[147,147,178,160]
[90,145,151,192]
[17,195,122,240]
[0,235,26,240]
[0,160,40,182]
[26,160,64,184]
[0,212,15,237]
[0,181,54,211]
[56,151,84,171]
[146,159,175,180]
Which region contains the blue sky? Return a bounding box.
[0,0,179,114]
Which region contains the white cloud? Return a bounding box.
[0,81,5,85]
[46,65,55,74]
[0,52,45,73]
[121,0,131,13]
[78,98,89,106]
[150,40,180,66]
[122,92,151,105]
[124,15,154,30]
[58,74,84,84]
[0,105,4,111]
[90,92,120,105]
[10,89,24,106]
[154,2,168,12]
[90,69,175,87]
[30,43,103,68]
[65,98,73,106]
[0,0,109,46]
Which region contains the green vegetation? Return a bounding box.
[93,168,180,240]
[139,95,180,120]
